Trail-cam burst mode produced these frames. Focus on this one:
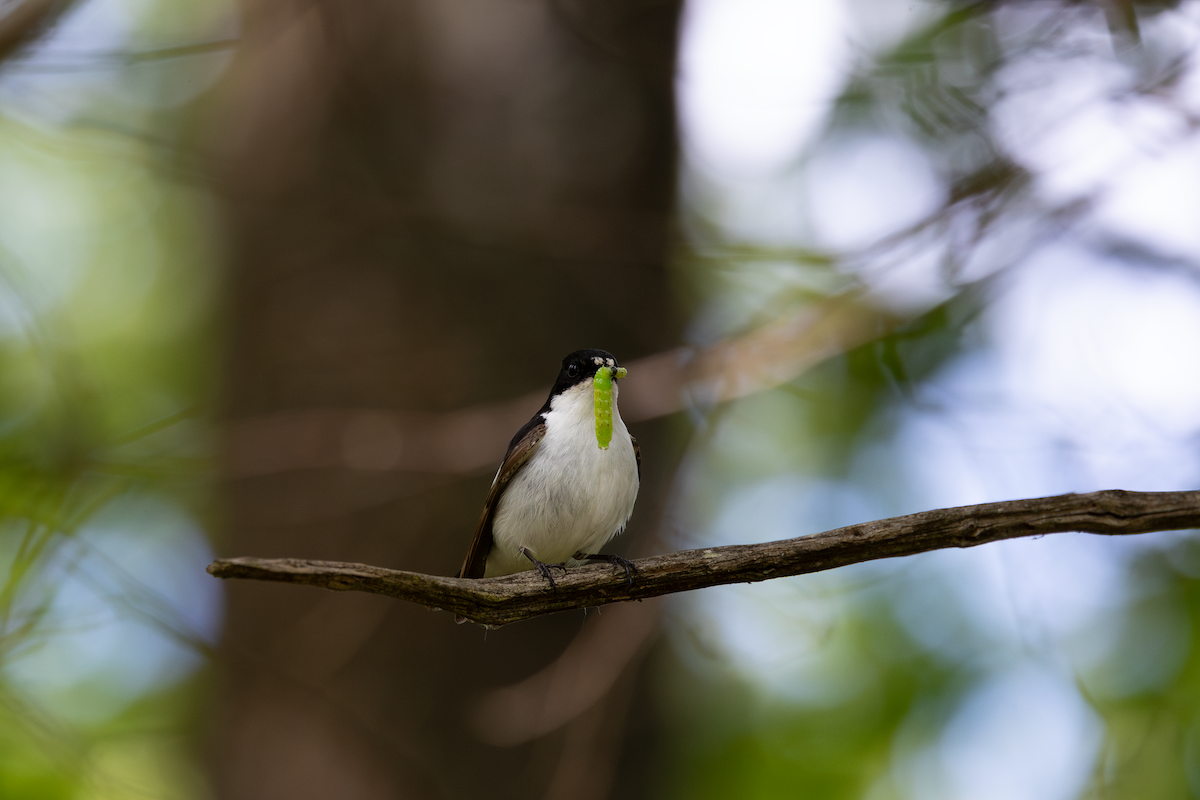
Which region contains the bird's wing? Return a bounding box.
[457,420,547,578]
[632,434,641,480]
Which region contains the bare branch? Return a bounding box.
[206,489,1200,627]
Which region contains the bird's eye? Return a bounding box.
[567,363,579,378]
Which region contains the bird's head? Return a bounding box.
[552,349,627,396]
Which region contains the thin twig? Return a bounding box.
[207,489,1200,627]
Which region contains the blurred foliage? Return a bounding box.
[658,573,966,800]
[0,0,230,797]
[3,0,1200,797]
[662,0,1200,799]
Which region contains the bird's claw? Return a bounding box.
[521,547,566,591]
[576,552,637,586]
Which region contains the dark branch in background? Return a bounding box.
[208,489,1200,627]
[8,38,239,72]
[222,292,890,478]
[0,0,69,63]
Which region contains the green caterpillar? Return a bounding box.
[593,365,627,449]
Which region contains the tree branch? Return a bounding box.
[0,0,69,64]
[206,489,1200,627]
[221,292,888,478]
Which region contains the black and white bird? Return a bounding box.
[457,349,640,586]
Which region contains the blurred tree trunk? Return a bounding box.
[203,0,683,798]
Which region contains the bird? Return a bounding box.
[457,349,640,588]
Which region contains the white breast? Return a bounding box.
[484,381,639,577]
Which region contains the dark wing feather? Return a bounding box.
[631,434,641,480]
[457,421,547,578]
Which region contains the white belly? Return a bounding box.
[484,383,639,577]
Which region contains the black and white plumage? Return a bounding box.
[458,349,640,584]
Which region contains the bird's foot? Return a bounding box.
[521,547,567,591]
[576,552,637,586]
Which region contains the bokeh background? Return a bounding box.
[3,0,1200,797]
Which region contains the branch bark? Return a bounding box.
[207,489,1200,627]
